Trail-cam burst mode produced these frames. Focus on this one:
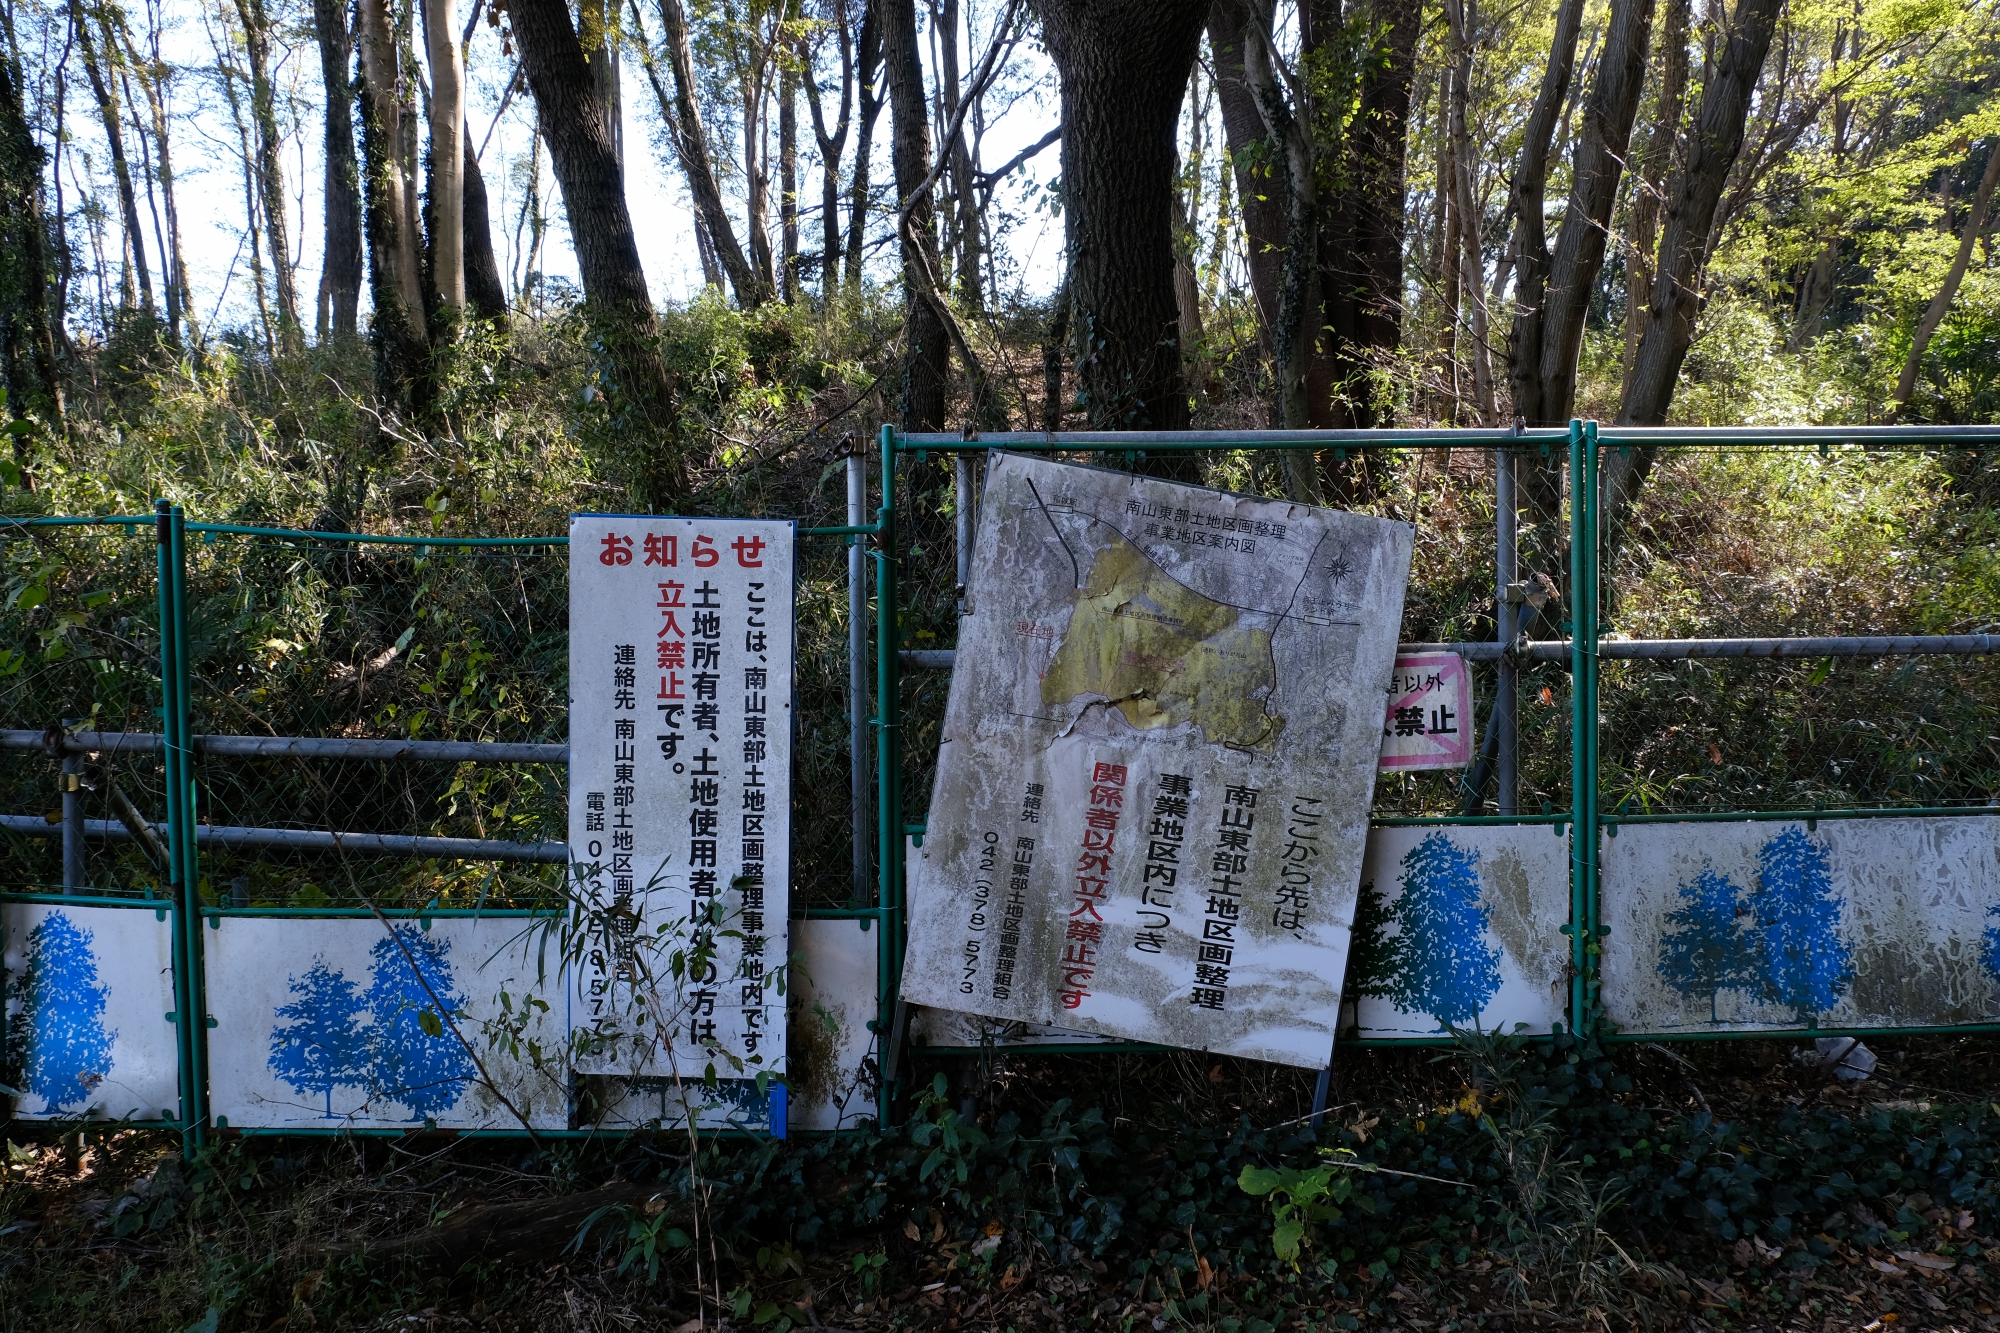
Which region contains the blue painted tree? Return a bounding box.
[1983,903,2000,989]
[19,911,117,1111]
[1386,833,1502,1027]
[1751,828,1854,1023]
[1656,868,1752,1024]
[364,926,476,1119]
[269,960,370,1116]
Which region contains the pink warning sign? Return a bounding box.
[1379,652,1472,770]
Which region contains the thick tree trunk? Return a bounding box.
[1607,0,1783,572]
[233,0,300,343]
[1890,142,2000,419]
[1206,0,1285,358]
[70,0,152,315]
[1535,0,1655,426]
[845,5,880,293]
[1035,0,1208,431]
[358,0,428,398]
[880,0,948,429]
[1624,0,1689,380]
[311,0,364,339]
[641,0,765,307]
[463,127,507,320]
[1321,0,1418,430]
[511,0,687,503]
[1619,0,1782,426]
[1505,0,1586,426]
[426,0,466,314]
[0,49,62,429]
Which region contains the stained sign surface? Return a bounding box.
[3,902,179,1121]
[1348,826,1569,1037]
[902,453,1413,1068]
[567,515,794,1085]
[1602,817,2000,1033]
[205,916,567,1130]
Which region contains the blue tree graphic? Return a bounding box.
[1750,828,1854,1023]
[269,960,370,1116]
[364,926,476,1119]
[1386,833,1502,1027]
[19,911,117,1111]
[1983,903,2000,989]
[1657,867,1752,1024]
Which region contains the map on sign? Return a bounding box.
[902,454,1413,1069]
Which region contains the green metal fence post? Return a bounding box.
[1566,421,1587,1032]
[1582,421,1602,1031]
[168,506,209,1148]
[874,424,901,1125]
[155,501,198,1158]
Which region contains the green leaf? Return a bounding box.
[1272,1219,1306,1263]
[13,584,46,611]
[418,1009,443,1038]
[1238,1165,1282,1196]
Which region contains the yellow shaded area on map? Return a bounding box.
[1040,541,1284,749]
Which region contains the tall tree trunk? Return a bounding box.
[1619,0,1782,426]
[117,52,176,343]
[1437,60,1460,419]
[1445,0,1492,423]
[233,0,300,344]
[1534,0,1655,426]
[426,0,465,315]
[1505,0,1586,426]
[1320,0,1419,430]
[214,11,275,355]
[1624,0,1689,380]
[0,45,62,430]
[311,0,363,338]
[938,0,981,309]
[844,3,880,293]
[801,7,852,300]
[133,0,194,348]
[1206,0,1285,361]
[880,0,947,429]
[511,0,688,503]
[744,46,776,297]
[1035,0,1209,431]
[1608,0,1783,568]
[358,0,428,397]
[70,0,152,315]
[779,50,799,303]
[638,0,765,306]
[463,127,507,319]
[1890,141,2000,419]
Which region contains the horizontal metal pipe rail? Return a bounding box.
[893,425,2000,450]
[899,634,2000,671]
[1,730,567,762]
[0,814,568,863]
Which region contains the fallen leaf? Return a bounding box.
[1870,1258,1904,1276]
[1892,1250,1953,1271]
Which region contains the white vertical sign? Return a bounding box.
[568,515,795,1085]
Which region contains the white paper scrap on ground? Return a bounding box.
[901,454,1413,1069]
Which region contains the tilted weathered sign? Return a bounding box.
[902,454,1413,1068]
[567,515,795,1096]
